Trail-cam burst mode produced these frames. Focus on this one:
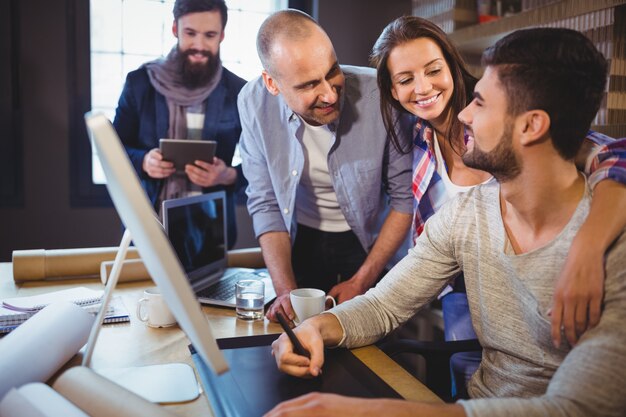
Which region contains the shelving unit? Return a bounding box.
[414,0,626,137]
[448,0,624,54]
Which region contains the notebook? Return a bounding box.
[0,296,130,334]
[100,296,131,324]
[190,334,402,417]
[2,287,103,313]
[162,192,276,308]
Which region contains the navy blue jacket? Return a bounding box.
[113,66,247,248]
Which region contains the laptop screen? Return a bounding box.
[162,192,228,283]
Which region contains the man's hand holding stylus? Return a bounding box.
[271,319,325,378]
[272,309,345,378]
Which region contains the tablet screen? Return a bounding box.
[159,139,217,171]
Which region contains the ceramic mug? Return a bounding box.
[136,287,176,328]
[290,288,336,324]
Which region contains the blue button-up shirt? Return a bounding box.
[238,66,413,252]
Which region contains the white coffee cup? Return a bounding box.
[136,287,176,328]
[290,288,336,324]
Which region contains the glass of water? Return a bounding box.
[235,279,265,320]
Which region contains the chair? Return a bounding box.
[380,292,482,402]
[379,337,481,402]
[441,292,482,399]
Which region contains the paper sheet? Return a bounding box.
[0,302,95,399]
[0,388,48,417]
[0,384,88,417]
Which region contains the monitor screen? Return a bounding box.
[84,112,228,375]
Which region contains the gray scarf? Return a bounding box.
[144,46,223,139]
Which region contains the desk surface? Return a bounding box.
[0,263,441,416]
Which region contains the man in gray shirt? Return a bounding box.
[239,10,413,323]
[267,28,626,417]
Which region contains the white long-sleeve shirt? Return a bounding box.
[330,181,626,417]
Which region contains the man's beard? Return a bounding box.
[175,47,220,89]
[462,123,521,182]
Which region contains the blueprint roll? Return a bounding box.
[12,247,141,282]
[0,302,95,399]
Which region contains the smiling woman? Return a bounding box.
[387,38,454,133]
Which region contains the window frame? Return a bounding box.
[69,0,112,206]
[0,0,24,208]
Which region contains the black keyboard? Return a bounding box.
[197,271,263,301]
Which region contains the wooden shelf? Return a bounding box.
[416,0,626,136]
[448,0,626,54]
[592,124,626,138]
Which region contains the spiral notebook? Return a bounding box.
[0,296,129,334]
[1,287,103,313]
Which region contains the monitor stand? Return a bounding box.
[81,229,200,404]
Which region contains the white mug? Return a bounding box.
[290,288,336,324]
[136,287,176,328]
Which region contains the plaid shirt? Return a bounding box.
[411,119,626,241]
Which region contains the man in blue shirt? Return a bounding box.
[239,9,413,323]
[113,0,245,247]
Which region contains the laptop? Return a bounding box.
[162,192,276,308]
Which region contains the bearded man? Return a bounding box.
[113,0,246,247]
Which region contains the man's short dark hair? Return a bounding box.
[173,0,227,29]
[483,28,608,160]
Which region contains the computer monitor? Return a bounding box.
[83,112,228,376]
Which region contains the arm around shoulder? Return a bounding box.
[551,178,626,346]
[551,134,626,345]
[582,135,626,188]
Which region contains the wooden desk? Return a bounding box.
[0,263,441,416]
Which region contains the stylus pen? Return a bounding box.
[276,312,311,359]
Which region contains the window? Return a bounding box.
[89,0,286,184]
[69,0,308,206]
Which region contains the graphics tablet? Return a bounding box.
[190,334,401,417]
[159,139,217,171]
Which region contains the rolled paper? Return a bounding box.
[0,384,89,417]
[0,302,95,399]
[100,259,153,285]
[100,247,265,284]
[13,247,264,282]
[12,247,141,282]
[226,247,265,269]
[54,367,176,417]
